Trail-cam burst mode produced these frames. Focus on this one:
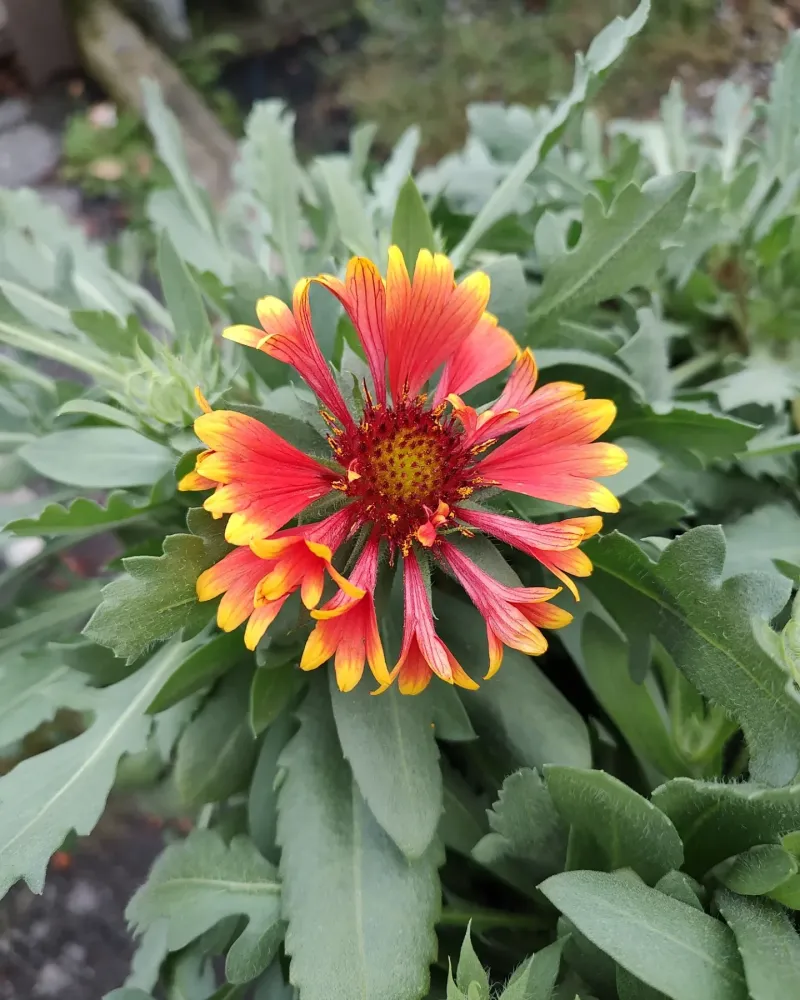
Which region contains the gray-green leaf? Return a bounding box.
[540,871,748,1000]
[20,429,173,489]
[127,829,282,984]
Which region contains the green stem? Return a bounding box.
[438,908,547,933]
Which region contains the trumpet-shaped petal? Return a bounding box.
[439,540,573,677]
[192,409,337,544]
[301,537,392,692]
[393,549,479,694]
[386,247,491,400]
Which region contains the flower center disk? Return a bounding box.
[334,397,475,549]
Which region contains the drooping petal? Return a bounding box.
[533,515,602,599]
[475,399,627,514]
[193,409,337,544]
[301,537,392,691]
[385,246,491,401]
[432,313,518,405]
[439,540,572,677]
[223,287,353,428]
[314,257,388,403]
[394,549,478,694]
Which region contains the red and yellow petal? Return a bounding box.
[433,312,518,404]
[386,246,491,401]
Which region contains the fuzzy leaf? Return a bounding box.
[540,871,748,1000]
[531,174,693,323]
[0,586,103,656]
[0,640,189,897]
[330,675,442,860]
[715,844,798,896]
[6,491,162,537]
[716,890,800,999]
[84,510,229,662]
[766,32,800,181]
[722,504,800,581]
[147,630,245,713]
[545,767,684,884]
[19,428,174,489]
[651,779,800,879]
[127,829,282,984]
[175,668,257,805]
[585,528,799,785]
[456,925,490,996]
[472,768,567,878]
[277,682,442,1000]
[435,593,591,771]
[612,405,758,458]
[500,940,565,1000]
[250,664,303,737]
[248,714,294,865]
[0,653,88,745]
[157,231,213,353]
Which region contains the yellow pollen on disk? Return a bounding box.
[369,429,444,504]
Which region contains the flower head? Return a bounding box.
[181,247,627,691]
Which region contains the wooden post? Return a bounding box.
[3,0,80,87]
[73,0,238,207]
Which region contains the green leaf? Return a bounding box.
[723,505,800,581]
[0,640,189,896]
[6,491,162,537]
[72,310,155,361]
[767,873,800,908]
[238,101,304,288]
[612,406,758,459]
[575,616,687,777]
[450,0,652,266]
[651,779,800,879]
[456,925,490,996]
[0,653,88,745]
[250,664,302,737]
[141,80,214,239]
[105,991,155,1000]
[0,586,103,655]
[330,675,442,860]
[484,256,528,336]
[56,398,143,430]
[716,890,800,999]
[766,32,800,181]
[585,528,800,785]
[655,870,704,910]
[435,593,591,771]
[423,684,476,743]
[530,175,693,323]
[540,871,748,1000]
[714,844,798,896]
[84,511,229,662]
[127,830,282,985]
[315,155,379,260]
[545,767,684,884]
[158,232,213,353]
[20,429,174,489]
[740,434,800,459]
[147,630,244,713]
[617,967,670,1000]
[248,713,294,865]
[500,940,565,1000]
[617,308,673,404]
[175,668,257,806]
[472,768,567,878]
[391,176,436,269]
[277,682,442,1000]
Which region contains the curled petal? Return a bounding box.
[386,246,490,400]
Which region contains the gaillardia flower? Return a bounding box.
[180,248,627,693]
